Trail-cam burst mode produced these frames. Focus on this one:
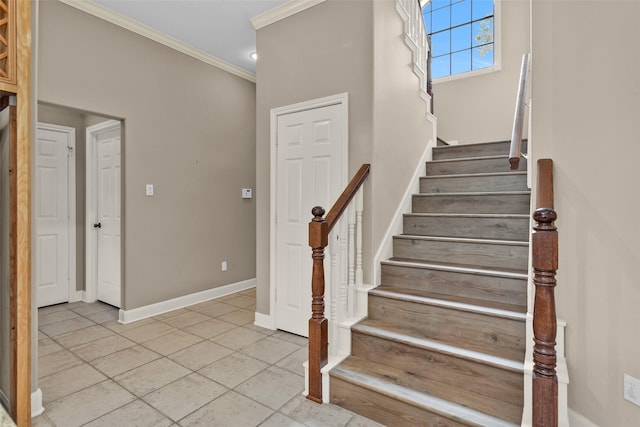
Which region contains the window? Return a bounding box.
[422,0,497,79]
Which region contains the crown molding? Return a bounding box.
[58,0,256,83]
[251,0,326,30]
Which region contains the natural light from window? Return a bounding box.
[422,0,495,79]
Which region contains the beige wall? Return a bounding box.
[434,0,529,144]
[255,0,375,314]
[371,0,435,252]
[38,1,257,309]
[255,0,435,316]
[532,1,640,424]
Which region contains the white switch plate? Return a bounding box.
[146,184,154,196]
[624,374,640,406]
[242,188,252,199]
[221,261,227,272]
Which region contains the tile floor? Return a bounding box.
[32,288,383,427]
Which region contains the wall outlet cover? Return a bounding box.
[242,188,252,199]
[624,374,640,407]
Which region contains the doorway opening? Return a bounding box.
[35,103,124,309]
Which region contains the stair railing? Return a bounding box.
[396,0,432,113]
[307,163,370,403]
[509,53,531,170]
[532,159,558,426]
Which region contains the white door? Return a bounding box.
[35,124,75,307]
[90,122,121,308]
[275,103,345,337]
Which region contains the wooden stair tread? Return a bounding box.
[372,285,527,315]
[335,356,524,423]
[384,258,528,277]
[331,361,519,427]
[415,190,531,196]
[395,234,529,246]
[354,320,525,371]
[404,212,529,218]
[428,154,511,163]
[422,171,527,179]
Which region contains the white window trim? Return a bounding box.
[430,0,502,84]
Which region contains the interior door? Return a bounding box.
[0,104,16,417]
[35,124,74,307]
[94,123,121,308]
[275,103,344,337]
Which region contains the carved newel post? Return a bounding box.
[532,203,558,426]
[308,206,328,403]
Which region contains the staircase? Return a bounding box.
[329,140,530,426]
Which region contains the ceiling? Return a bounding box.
[91,0,289,75]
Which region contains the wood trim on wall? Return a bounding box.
[15,0,31,424]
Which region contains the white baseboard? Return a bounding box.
[254,311,276,330]
[569,409,600,427]
[31,388,44,418]
[68,290,85,303]
[118,278,256,324]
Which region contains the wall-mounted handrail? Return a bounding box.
[532,159,558,426]
[509,53,530,170]
[307,163,370,403]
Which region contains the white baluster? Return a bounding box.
[328,229,338,356]
[355,187,364,289]
[347,202,356,319]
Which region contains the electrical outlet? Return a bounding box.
[242,188,252,199]
[221,261,227,272]
[624,374,640,407]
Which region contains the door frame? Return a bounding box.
[267,93,349,330]
[85,120,122,304]
[35,122,77,305]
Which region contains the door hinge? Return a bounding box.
[67,146,74,157]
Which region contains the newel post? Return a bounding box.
[308,206,328,403]
[532,203,558,426]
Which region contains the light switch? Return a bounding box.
[242,188,252,199]
[146,184,154,196]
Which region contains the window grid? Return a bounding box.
[423,0,495,78]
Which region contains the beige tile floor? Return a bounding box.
[32,288,383,427]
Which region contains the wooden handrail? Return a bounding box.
[532,159,558,427]
[509,53,530,170]
[325,164,371,231]
[307,163,370,403]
